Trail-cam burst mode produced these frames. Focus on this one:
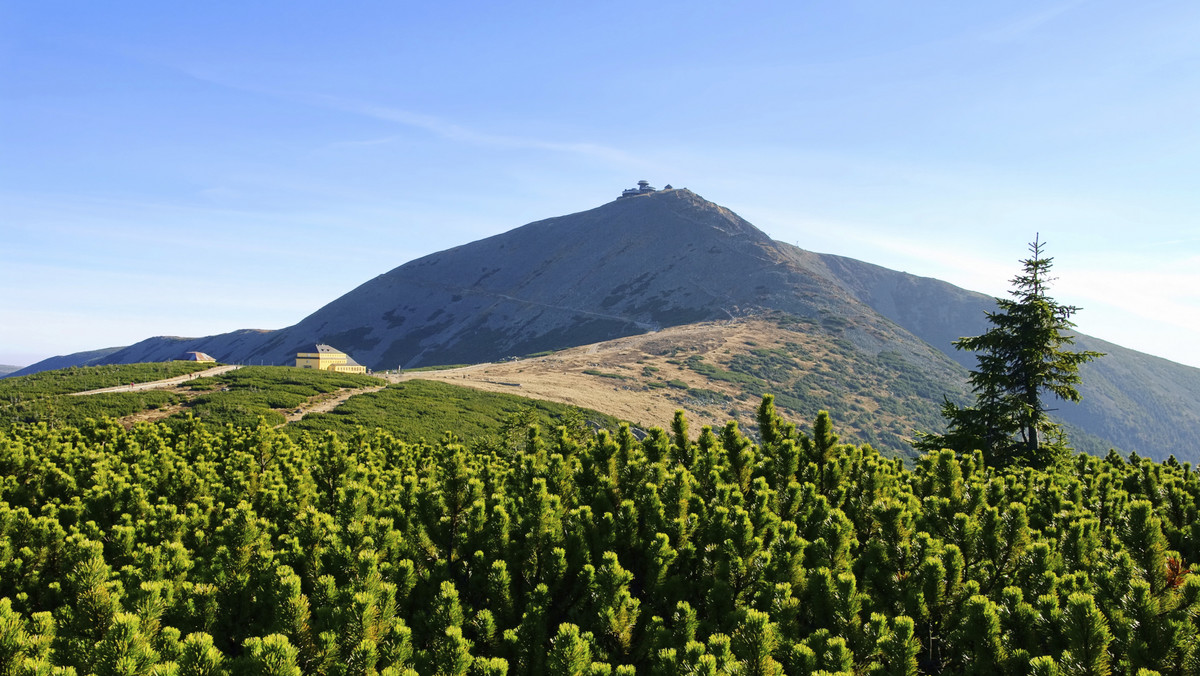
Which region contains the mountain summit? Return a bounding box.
[15,188,1200,460]
[272,188,885,369]
[69,188,895,370]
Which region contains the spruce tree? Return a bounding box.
[917,236,1102,467]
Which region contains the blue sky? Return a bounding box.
[2,1,1198,368]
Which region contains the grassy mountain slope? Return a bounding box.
[287,378,622,446]
[0,363,620,447]
[1057,336,1200,459]
[385,316,1138,460]
[385,315,966,458]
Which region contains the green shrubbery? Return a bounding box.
[674,338,964,459]
[0,363,218,426]
[1,365,385,431]
[183,365,380,394]
[167,366,381,430]
[583,369,628,380]
[288,379,619,446]
[1,399,1197,674]
[0,361,217,399]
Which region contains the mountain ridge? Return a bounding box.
[13,188,1200,459]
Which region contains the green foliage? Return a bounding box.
[0,364,382,431]
[170,367,379,432]
[186,366,380,394]
[287,380,619,446]
[2,391,183,428]
[685,355,765,389]
[674,330,966,458]
[0,400,1197,675]
[0,362,218,426]
[917,237,1103,467]
[0,362,217,399]
[174,366,383,430]
[582,370,627,381]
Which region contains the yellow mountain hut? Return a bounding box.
[295,344,367,374]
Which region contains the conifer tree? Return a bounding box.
[426,626,473,676]
[238,634,303,676]
[1030,655,1062,676]
[0,599,31,673]
[177,632,225,676]
[756,395,783,447]
[547,624,594,676]
[955,595,1005,675]
[731,609,784,676]
[800,411,840,491]
[1121,500,1169,593]
[56,542,124,670]
[1062,592,1113,676]
[671,411,692,468]
[917,236,1102,467]
[94,613,160,676]
[473,656,510,676]
[593,552,640,659]
[874,615,920,676]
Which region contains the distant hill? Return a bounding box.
[6,347,124,378]
[0,364,21,377]
[19,188,1200,460]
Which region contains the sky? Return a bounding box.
[2,1,1198,369]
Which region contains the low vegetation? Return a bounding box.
[583,369,628,381]
[1,398,1197,674]
[0,361,216,399]
[0,362,218,427]
[287,379,621,447]
[173,366,383,429]
[662,328,965,456]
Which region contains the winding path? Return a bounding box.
[279,385,387,424]
[69,365,243,396]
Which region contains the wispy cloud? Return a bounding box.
[320,96,636,164]
[177,64,636,165]
[980,0,1089,43]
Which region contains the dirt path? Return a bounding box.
[119,402,194,427]
[279,385,387,425]
[115,383,388,429]
[70,364,243,396]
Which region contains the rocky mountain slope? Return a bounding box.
[20,190,962,370]
[14,188,1200,460]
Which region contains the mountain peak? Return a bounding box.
[522,185,775,249]
[270,188,860,371]
[17,190,1200,460]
